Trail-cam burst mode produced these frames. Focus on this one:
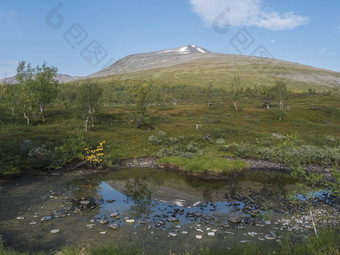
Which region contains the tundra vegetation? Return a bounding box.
[0,62,340,254]
[0,62,340,176]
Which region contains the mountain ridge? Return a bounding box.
[2,45,340,91]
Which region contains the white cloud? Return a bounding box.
[6,10,17,27]
[270,39,276,43]
[189,0,309,31]
[337,25,340,31]
[321,48,336,57]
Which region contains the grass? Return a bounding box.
[1,85,340,176]
[90,54,339,92]
[1,228,339,255]
[158,156,248,174]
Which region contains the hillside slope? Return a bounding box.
[88,45,212,78]
[91,52,340,91]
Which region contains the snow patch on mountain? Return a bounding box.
[158,45,209,55]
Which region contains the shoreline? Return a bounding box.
[1,156,333,181]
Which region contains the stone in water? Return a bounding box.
[41,216,52,221]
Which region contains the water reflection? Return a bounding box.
[0,168,335,253]
[124,178,154,213]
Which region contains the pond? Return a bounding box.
[0,168,338,253]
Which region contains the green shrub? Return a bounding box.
[51,131,87,169]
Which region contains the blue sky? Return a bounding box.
[0,0,339,77]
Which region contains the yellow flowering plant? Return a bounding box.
[82,141,105,165]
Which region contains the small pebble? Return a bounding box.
[168,232,177,237]
[240,240,250,243]
[41,216,52,221]
[108,223,119,230]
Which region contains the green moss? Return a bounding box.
[158,156,248,174]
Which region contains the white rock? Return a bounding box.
[168,232,177,237]
[16,216,25,220]
[30,221,37,225]
[225,231,234,235]
[100,219,109,224]
[196,228,203,232]
[196,235,203,239]
[124,218,135,223]
[240,240,250,243]
[108,223,119,230]
[265,234,275,240]
[181,231,188,235]
[207,232,215,237]
[41,216,52,221]
[193,201,202,207]
[100,232,106,235]
[50,229,60,234]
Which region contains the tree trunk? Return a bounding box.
[279,99,284,111]
[232,101,238,112]
[171,97,177,105]
[85,116,89,132]
[10,105,15,117]
[24,112,30,125]
[91,114,95,127]
[40,105,45,122]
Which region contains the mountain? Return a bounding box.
[88,45,340,91]
[88,45,212,78]
[3,45,339,91]
[0,73,78,84]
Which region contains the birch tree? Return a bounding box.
[16,61,58,124]
[273,80,291,121]
[77,81,103,131]
[259,85,274,110]
[34,63,58,122]
[231,76,241,112]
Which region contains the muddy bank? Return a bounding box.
[116,156,332,175]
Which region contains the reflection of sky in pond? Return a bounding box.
[295,190,332,202]
[0,168,336,253]
[97,182,132,217]
[95,179,249,226]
